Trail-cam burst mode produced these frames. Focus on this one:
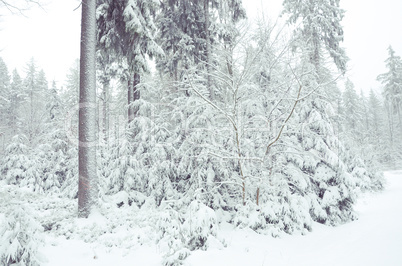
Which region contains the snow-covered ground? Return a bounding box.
[41,170,402,266]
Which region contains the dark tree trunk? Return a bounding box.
[128,77,133,124]
[78,0,98,218]
[102,82,109,142]
[133,72,141,118]
[204,0,214,100]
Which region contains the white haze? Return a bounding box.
[0,0,401,92]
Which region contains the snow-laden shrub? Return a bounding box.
[157,207,190,266]
[182,200,218,250]
[169,90,236,210]
[97,138,111,197]
[231,151,312,236]
[232,196,312,237]
[349,157,385,192]
[0,205,45,266]
[36,143,62,194]
[60,145,78,199]
[0,135,40,191]
[157,200,219,265]
[103,98,177,205]
[35,129,70,194]
[309,163,358,225]
[232,202,264,231]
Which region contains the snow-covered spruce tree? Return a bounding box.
[106,135,134,194]
[104,74,176,207]
[281,0,383,225]
[156,0,200,82]
[339,78,368,158]
[60,144,79,199]
[341,79,363,139]
[377,46,402,168]
[0,205,45,266]
[0,65,69,194]
[280,77,359,226]
[97,52,117,145]
[22,58,49,146]
[366,89,388,165]
[156,0,225,209]
[344,150,384,192]
[339,86,384,171]
[0,135,40,191]
[31,80,73,194]
[156,0,214,81]
[157,205,190,265]
[154,0,247,210]
[35,129,71,195]
[170,73,235,210]
[97,0,162,124]
[59,60,80,199]
[360,91,370,138]
[282,0,347,73]
[63,59,80,109]
[157,199,219,264]
[128,96,176,205]
[0,57,11,147]
[7,69,24,137]
[96,52,121,197]
[96,1,167,202]
[378,46,402,124]
[156,0,246,100]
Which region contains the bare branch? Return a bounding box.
[186,70,237,130]
[0,0,43,16]
[265,83,302,156]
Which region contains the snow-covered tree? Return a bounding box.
[156,0,211,81]
[368,90,383,143]
[19,58,49,145]
[282,0,348,73]
[377,46,402,167]
[342,79,361,132]
[156,0,246,99]
[340,79,366,150]
[78,0,98,218]
[97,0,162,123]
[8,69,24,136]
[0,57,10,149]
[279,0,382,226]
[377,46,402,122]
[0,205,45,266]
[0,135,40,190]
[64,59,80,108]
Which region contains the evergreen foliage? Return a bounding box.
[0,1,396,264]
[0,205,45,266]
[377,46,402,168]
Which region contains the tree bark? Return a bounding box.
[102,81,109,142]
[133,72,141,118]
[78,0,98,218]
[204,0,214,100]
[128,77,133,124]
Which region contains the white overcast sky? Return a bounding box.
[0,0,401,95]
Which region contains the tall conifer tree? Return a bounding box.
[78,0,98,218]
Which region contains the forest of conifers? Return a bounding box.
[0,0,401,265]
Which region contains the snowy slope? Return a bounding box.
[39,170,402,266]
